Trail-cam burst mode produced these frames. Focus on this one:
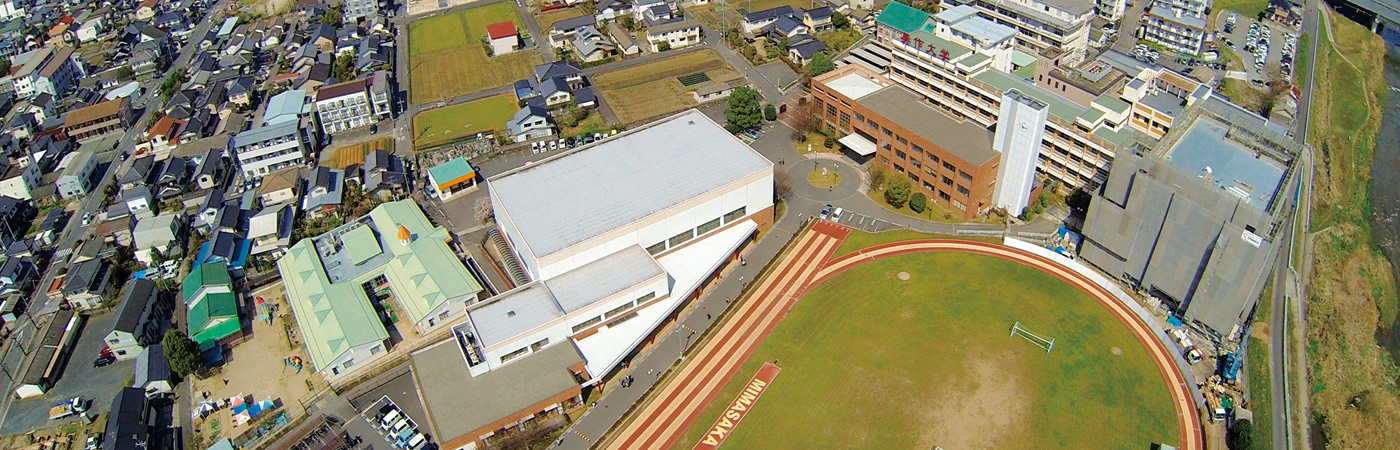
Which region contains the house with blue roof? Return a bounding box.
[742,5,795,33]
[514,61,596,109]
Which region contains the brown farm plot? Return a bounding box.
[594,50,740,124]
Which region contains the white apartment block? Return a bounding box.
[1140,0,1210,56]
[992,89,1049,217]
[314,73,391,136]
[941,0,1096,64]
[645,19,702,52]
[230,120,311,180]
[0,155,39,200]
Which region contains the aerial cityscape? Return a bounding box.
[0,0,1389,447]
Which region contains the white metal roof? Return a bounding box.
[489,110,771,258]
[826,72,885,100]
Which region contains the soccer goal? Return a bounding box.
[1010,321,1055,354]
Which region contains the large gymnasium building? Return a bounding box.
[409,110,775,449]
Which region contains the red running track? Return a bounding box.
[605,229,1202,450]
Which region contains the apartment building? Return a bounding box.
[1140,0,1210,55]
[645,19,702,52]
[343,0,379,22]
[875,2,1136,189]
[937,0,1096,64]
[230,120,313,181]
[313,73,391,136]
[63,98,130,142]
[10,46,83,99]
[812,67,1001,219]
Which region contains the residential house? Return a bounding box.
[247,204,293,257]
[0,155,40,200]
[76,16,104,43]
[63,257,112,309]
[645,19,701,52]
[508,103,555,142]
[134,344,173,397]
[787,34,827,64]
[607,22,640,55]
[258,167,300,206]
[595,0,633,21]
[803,6,834,32]
[743,6,796,33]
[137,116,184,161]
[133,213,182,265]
[343,0,378,22]
[0,196,27,250]
[105,278,157,360]
[135,0,158,20]
[487,21,519,55]
[192,149,226,190]
[571,25,614,62]
[362,150,405,199]
[0,255,36,295]
[550,15,597,48]
[121,185,155,219]
[227,77,255,108]
[302,167,343,218]
[57,149,97,199]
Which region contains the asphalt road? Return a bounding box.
[0,311,136,434]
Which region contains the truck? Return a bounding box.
[1170,329,1203,365]
[49,397,87,421]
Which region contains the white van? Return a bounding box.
[831,207,844,223]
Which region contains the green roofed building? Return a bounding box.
[181,262,241,350]
[278,200,485,380]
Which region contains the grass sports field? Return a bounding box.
[677,251,1180,449]
[593,50,739,124]
[413,94,519,149]
[408,3,540,104]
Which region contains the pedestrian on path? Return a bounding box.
[706,313,711,321]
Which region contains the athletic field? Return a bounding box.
[676,251,1181,449]
[408,3,540,104]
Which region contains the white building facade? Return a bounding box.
[992,89,1049,217]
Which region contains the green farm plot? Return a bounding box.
[677,251,1181,449]
[677,73,711,87]
[408,3,540,104]
[412,94,519,149]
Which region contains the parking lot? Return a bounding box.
[1216,10,1301,83]
[1,311,136,434]
[820,206,897,233]
[349,370,432,450]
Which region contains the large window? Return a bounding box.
[723,206,747,223]
[637,292,656,303]
[839,112,850,131]
[669,229,695,247]
[605,302,633,319]
[697,217,722,235]
[895,150,907,160]
[646,241,667,255]
[571,316,603,334]
[956,185,971,196]
[942,161,957,172]
[826,104,837,117]
[501,347,529,363]
[959,171,973,182]
[530,338,550,352]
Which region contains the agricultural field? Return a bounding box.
[408,3,540,104]
[329,137,394,169]
[1302,10,1400,449]
[593,50,740,124]
[677,251,1180,449]
[538,8,587,31]
[412,94,519,150]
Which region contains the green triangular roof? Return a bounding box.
[878,1,931,34]
[192,318,241,350]
[182,262,232,303]
[189,292,238,331]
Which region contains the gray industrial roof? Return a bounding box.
[857,86,998,165]
[466,245,664,347]
[412,338,582,443]
[489,110,771,258]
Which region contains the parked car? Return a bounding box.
[820,204,833,220]
[93,355,116,367]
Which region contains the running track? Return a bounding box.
[606,226,1203,450]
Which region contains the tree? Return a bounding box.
[620,16,637,32]
[807,52,835,77]
[331,51,357,82]
[764,104,777,121]
[832,11,850,29]
[162,330,201,378]
[775,171,793,201]
[885,176,912,208]
[0,59,9,75]
[321,5,343,26]
[116,65,134,80]
[724,87,763,133]
[1067,187,1092,215]
[657,41,671,52]
[1229,419,1254,450]
[869,165,888,191]
[473,197,494,223]
[158,71,188,100]
[909,192,927,213]
[789,97,822,135]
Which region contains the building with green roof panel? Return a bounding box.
[182,262,232,305]
[278,200,484,380]
[188,292,240,350]
[877,1,930,34]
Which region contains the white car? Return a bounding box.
[831,207,844,223]
[548,140,558,150]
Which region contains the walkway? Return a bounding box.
[604,221,849,450]
[809,239,1205,450]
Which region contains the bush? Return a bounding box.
[909,192,927,213]
[764,104,777,121]
[162,330,202,378]
[885,177,912,208]
[823,135,835,148]
[869,165,888,191]
[1229,419,1254,450]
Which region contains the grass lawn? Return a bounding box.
[806,169,841,188]
[831,229,998,257]
[1302,10,1400,447]
[594,50,735,124]
[1293,33,1312,87]
[1247,279,1274,450]
[538,8,586,31]
[409,3,540,104]
[677,252,1180,449]
[561,112,610,137]
[791,133,840,153]
[329,137,394,169]
[865,188,1001,225]
[1211,0,1270,26]
[412,94,519,149]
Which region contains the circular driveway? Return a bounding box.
[786,157,861,203]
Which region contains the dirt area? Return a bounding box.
[918,350,1031,449]
[407,0,489,17]
[0,416,106,450]
[189,282,326,447]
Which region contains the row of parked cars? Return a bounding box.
[372,398,429,450]
[530,131,620,154]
